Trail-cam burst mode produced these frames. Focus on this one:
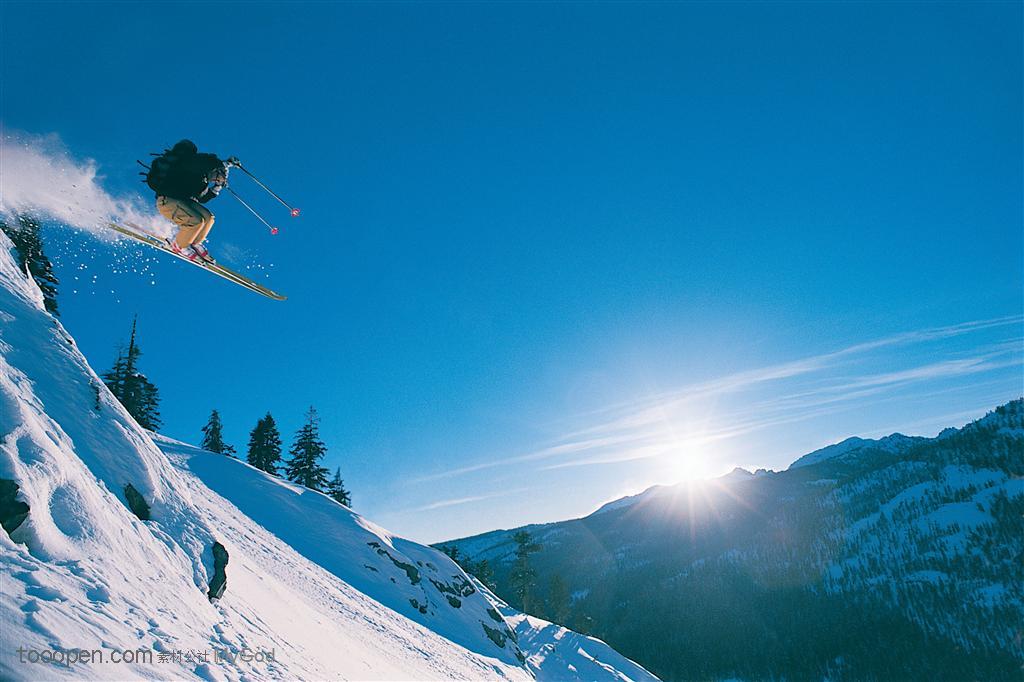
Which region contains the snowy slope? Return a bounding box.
[0,232,652,681]
[471,581,658,682]
[156,436,657,682]
[153,434,526,668]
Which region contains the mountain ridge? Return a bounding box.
[444,398,1024,680]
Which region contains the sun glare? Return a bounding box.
[664,440,716,483]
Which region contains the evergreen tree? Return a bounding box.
[470,558,497,591]
[102,351,128,404]
[246,412,282,474]
[201,409,236,456]
[326,467,352,506]
[0,215,59,315]
[434,546,497,590]
[101,317,161,430]
[509,530,542,610]
[546,573,571,624]
[285,406,330,491]
[439,545,461,562]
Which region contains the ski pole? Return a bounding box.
[234,164,301,217]
[226,186,280,235]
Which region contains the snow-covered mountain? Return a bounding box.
[446,401,1024,680]
[788,432,924,469]
[0,231,655,681]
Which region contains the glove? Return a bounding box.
[208,165,228,186]
[224,156,242,168]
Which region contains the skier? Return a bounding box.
[145,140,240,263]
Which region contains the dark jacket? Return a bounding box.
[161,151,225,203]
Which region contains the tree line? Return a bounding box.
[101,319,351,507]
[1,220,353,507]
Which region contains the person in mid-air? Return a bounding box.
[146,139,239,264]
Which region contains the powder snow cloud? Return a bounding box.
[0,129,166,236]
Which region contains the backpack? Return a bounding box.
[139,150,177,195]
[138,140,198,196]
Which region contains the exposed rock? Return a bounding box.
[0,479,29,538]
[123,483,150,521]
[367,541,420,584]
[482,623,507,648]
[207,542,229,601]
[429,576,475,608]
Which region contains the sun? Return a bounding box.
[663,439,717,483]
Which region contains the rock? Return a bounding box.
[123,483,151,521]
[0,479,29,538]
[207,542,229,601]
[481,622,507,648]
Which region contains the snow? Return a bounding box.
[155,433,524,668]
[592,488,657,516]
[789,433,921,469]
[0,233,653,680]
[0,132,166,236]
[472,582,658,682]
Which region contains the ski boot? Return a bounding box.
[165,238,200,262]
[190,242,216,264]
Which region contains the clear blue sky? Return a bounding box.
[2,1,1021,543]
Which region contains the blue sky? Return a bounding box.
[1,1,1021,543]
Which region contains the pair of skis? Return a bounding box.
[111,162,297,301]
[107,222,287,301]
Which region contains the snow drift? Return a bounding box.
[0,230,654,680]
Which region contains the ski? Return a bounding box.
[106,223,286,301]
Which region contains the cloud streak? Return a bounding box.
[416,316,1023,482]
[406,487,528,512]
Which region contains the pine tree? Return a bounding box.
[101,317,161,430]
[439,545,461,562]
[0,215,59,315]
[326,467,352,506]
[546,573,571,624]
[102,351,128,404]
[201,409,236,456]
[509,530,542,610]
[470,558,497,591]
[285,406,330,491]
[246,412,282,474]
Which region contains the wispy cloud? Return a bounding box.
[564,316,1023,438]
[406,487,528,512]
[415,316,1023,482]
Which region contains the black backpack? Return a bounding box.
[138,140,197,196]
[141,152,176,195]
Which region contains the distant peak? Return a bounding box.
[788,433,921,470]
[591,486,660,515]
